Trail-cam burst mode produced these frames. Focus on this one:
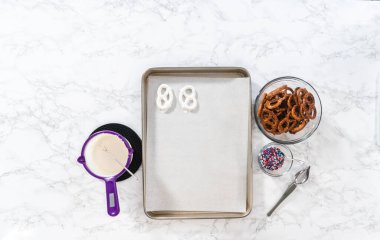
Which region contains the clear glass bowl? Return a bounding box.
[258,142,294,177]
[254,76,322,144]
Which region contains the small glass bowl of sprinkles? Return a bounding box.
[258,142,294,177]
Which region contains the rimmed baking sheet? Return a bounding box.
[142,67,252,219]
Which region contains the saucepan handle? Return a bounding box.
[105,178,120,216]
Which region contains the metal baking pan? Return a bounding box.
[141,67,252,219]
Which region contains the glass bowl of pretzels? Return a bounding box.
[254,76,322,144]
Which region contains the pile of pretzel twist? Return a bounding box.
[257,85,316,135]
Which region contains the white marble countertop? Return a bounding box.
[1,0,380,239]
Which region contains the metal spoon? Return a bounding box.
[102,146,139,181]
[267,166,310,217]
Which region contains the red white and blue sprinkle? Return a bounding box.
[260,146,285,171]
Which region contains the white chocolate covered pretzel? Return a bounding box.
[156,84,174,112]
[179,85,197,112]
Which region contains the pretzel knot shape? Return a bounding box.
[156,84,174,112]
[179,85,198,112]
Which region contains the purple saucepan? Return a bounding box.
[77,130,133,216]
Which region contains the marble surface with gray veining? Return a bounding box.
[1,0,380,239]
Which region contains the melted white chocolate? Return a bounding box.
[84,133,130,177]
